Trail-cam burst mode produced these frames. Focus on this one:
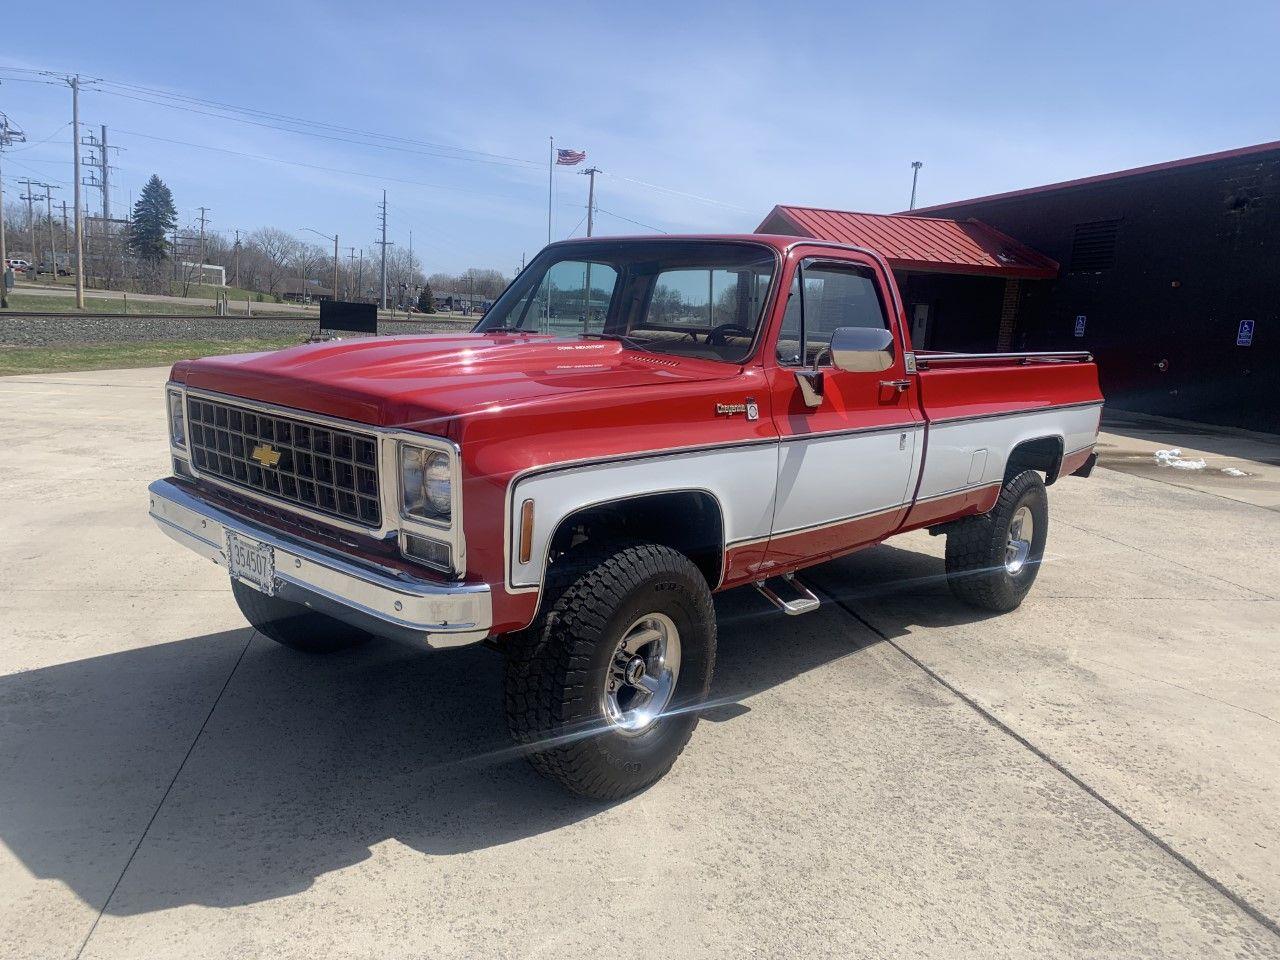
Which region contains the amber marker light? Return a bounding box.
[519,499,535,564]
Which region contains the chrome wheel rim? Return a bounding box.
[1005,505,1035,575]
[602,613,681,734]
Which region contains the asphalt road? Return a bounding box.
[2,368,1278,959]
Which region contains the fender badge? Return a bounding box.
[716,398,759,421]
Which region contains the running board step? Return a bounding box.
[754,574,821,616]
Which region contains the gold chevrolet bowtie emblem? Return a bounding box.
[251,443,282,468]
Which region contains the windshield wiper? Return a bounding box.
[577,332,655,353]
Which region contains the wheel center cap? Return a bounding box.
[624,657,647,686]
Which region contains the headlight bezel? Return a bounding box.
[167,387,187,448]
[399,441,455,526]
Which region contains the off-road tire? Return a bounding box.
[503,541,716,800]
[944,469,1049,612]
[232,579,371,653]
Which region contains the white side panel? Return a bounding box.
[773,426,921,535]
[510,444,778,588]
[918,404,1102,499]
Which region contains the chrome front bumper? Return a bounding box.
[148,479,492,648]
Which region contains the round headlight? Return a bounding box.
[401,445,452,521]
[423,451,451,514]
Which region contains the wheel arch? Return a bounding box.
[543,488,726,587]
[1005,434,1066,485]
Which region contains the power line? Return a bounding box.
[593,207,668,234]
[600,171,749,212]
[110,128,534,203]
[8,121,71,153]
[92,77,540,167]
[92,87,540,170]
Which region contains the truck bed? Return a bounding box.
[902,350,1103,528]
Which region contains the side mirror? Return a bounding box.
[830,327,896,372]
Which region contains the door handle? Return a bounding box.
[880,379,912,392]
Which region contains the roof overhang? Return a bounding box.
[757,205,1059,280]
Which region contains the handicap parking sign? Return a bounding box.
[1237,319,1254,346]
[1074,315,1087,337]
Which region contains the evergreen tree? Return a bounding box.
[128,174,178,261]
[417,281,436,313]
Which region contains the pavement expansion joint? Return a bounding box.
[819,585,1280,943]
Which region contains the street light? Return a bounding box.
[300,227,340,301]
[909,161,923,211]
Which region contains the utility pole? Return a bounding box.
[19,178,44,271]
[79,124,115,221]
[347,246,356,300]
[0,113,26,308]
[232,229,241,287]
[357,250,364,300]
[196,206,210,273]
[909,160,923,211]
[68,75,85,308]
[376,190,390,309]
[60,201,70,269]
[42,185,60,277]
[100,125,110,220]
[580,167,601,237]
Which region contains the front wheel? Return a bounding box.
[503,542,717,800]
[944,469,1049,612]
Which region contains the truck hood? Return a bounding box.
[175,333,740,432]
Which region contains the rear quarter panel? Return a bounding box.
[904,361,1103,527]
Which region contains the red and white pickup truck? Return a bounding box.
[150,235,1101,798]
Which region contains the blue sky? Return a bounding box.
[2,0,1277,275]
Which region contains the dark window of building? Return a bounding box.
[1068,219,1122,272]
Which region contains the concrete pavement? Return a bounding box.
[1,368,1277,959]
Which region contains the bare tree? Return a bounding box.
[290,241,328,295]
[245,227,298,294]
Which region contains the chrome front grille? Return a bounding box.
[186,396,382,527]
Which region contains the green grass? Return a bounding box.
[1,292,317,317]
[3,293,221,315]
[0,337,303,376]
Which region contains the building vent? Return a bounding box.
[1069,219,1121,272]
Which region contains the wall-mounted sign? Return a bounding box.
[1237,319,1254,347]
[1074,315,1087,338]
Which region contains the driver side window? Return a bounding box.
[776,260,889,366]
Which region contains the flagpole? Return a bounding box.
[547,136,554,245]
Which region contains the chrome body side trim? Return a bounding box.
[926,400,1104,427]
[148,478,490,648]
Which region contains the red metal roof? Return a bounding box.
[757,206,1059,279]
[905,139,1280,215]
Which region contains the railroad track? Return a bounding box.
[0,310,473,326]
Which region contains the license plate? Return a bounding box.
[226,531,275,596]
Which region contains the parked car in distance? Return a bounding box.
[6,258,31,273]
[150,234,1102,799]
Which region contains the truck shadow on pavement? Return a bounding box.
[0,545,991,916]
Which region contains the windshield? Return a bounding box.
[474,240,777,363]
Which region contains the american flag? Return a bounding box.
[556,148,587,166]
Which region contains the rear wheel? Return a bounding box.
[944,469,1049,612]
[503,541,716,800]
[231,579,371,653]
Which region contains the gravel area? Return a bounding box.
[0,313,473,347]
